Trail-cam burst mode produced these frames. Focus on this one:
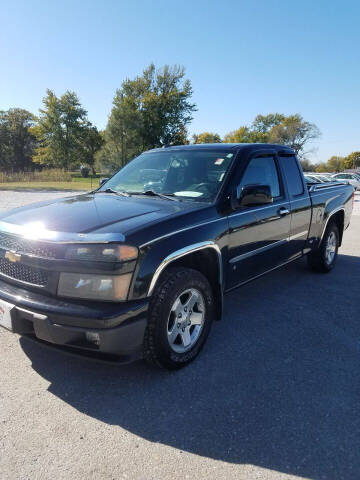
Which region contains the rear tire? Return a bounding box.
[307,222,339,273]
[143,267,215,370]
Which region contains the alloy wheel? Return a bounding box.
[325,231,337,264]
[167,288,206,353]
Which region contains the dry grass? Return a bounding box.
[0,181,94,191]
[0,169,103,191]
[0,169,72,183]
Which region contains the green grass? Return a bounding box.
[0,178,100,191]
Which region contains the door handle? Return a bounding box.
[278,207,290,216]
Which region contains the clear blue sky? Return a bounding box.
[1,0,359,162]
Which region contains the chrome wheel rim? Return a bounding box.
[167,288,205,353]
[325,231,337,264]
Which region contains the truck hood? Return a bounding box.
[0,193,203,243]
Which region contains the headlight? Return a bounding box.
[65,244,138,262]
[58,273,132,301]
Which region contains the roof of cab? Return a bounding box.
[146,143,295,154]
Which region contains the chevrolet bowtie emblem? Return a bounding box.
[5,251,21,263]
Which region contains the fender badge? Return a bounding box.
[5,251,21,263]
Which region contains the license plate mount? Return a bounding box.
[0,299,14,331]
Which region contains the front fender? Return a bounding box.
[130,217,228,300]
[147,241,222,296]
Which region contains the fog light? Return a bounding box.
[85,331,100,346]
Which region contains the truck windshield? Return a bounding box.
[99,150,234,202]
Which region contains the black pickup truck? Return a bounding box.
[0,144,354,369]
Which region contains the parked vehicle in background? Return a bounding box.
[0,144,354,369]
[312,173,334,182]
[304,174,321,184]
[332,173,360,190]
[305,174,348,185]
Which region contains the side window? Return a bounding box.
[240,156,280,198]
[279,156,304,196]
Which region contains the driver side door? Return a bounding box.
[226,152,291,290]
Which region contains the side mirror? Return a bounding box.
[233,184,273,208]
[99,178,109,187]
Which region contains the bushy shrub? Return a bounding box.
[80,165,90,178]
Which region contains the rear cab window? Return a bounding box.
[279,155,305,197]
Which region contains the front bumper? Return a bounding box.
[0,279,149,362]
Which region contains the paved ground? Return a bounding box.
[0,191,360,480]
[0,190,77,213]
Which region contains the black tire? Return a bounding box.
[143,267,215,370]
[307,222,339,273]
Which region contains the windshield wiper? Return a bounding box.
[130,190,178,201]
[96,188,130,197]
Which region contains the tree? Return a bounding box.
[252,113,285,133]
[192,132,221,144]
[80,126,104,172]
[33,90,97,170]
[299,158,314,172]
[326,155,345,172]
[268,114,321,158]
[97,64,196,171]
[171,124,190,145]
[221,113,320,156]
[0,109,37,171]
[223,126,249,143]
[315,163,329,173]
[344,151,360,169]
[223,126,266,143]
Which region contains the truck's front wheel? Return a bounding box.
[143,267,215,369]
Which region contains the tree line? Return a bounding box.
[193,123,360,172]
[0,96,103,173]
[1,63,357,174]
[192,113,321,159]
[308,152,360,173]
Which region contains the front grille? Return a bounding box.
[0,258,48,286]
[0,232,58,258]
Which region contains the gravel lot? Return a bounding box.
[0,190,77,213]
[0,191,360,480]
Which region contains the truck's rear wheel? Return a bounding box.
[307,222,339,273]
[143,267,214,370]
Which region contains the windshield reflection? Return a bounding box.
[99,150,234,202]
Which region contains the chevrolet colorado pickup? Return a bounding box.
[0,144,354,369]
